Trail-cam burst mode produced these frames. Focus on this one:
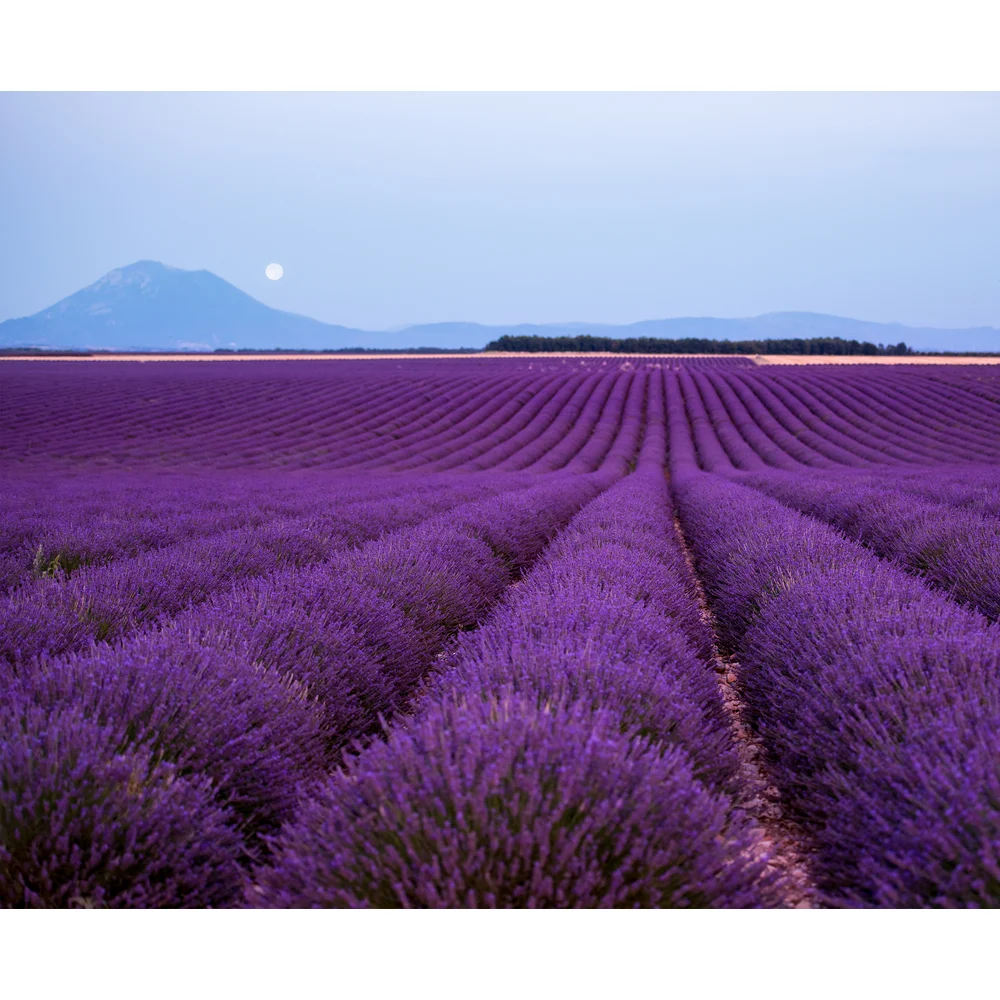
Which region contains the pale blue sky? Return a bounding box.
[1,92,998,331]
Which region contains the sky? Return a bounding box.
[1,92,998,332]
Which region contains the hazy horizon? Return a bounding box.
[2,93,998,333]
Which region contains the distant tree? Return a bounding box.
[483,335,915,356]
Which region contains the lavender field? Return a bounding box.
[2,356,999,908]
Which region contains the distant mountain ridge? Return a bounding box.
[1,261,997,353]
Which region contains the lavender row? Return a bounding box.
[217,374,513,471]
[426,376,579,472]
[493,373,604,470]
[741,371,984,466]
[688,371,836,470]
[747,374,939,465]
[740,470,1000,620]
[0,473,611,906]
[4,367,500,471]
[781,373,1000,463]
[729,373,875,468]
[1,359,663,471]
[562,372,638,474]
[671,465,1000,906]
[315,374,538,470]
[0,475,526,665]
[0,357,880,475]
[524,372,618,472]
[672,367,1000,475]
[438,374,584,472]
[1,370,653,664]
[809,465,1000,522]
[249,385,776,908]
[0,364,649,668]
[0,472,427,591]
[424,370,621,475]
[352,375,544,470]
[179,472,615,749]
[762,367,1000,457]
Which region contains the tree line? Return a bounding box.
[484,335,914,355]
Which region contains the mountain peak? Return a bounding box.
[0,261,368,351]
[84,260,176,296]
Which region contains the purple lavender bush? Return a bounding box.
[671,468,1000,906]
[0,701,242,908]
[250,696,771,908]
[5,635,328,843]
[739,470,1000,620]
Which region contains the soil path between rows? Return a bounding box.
[671,510,820,908]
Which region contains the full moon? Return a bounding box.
[265,262,284,281]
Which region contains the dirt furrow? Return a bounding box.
[671,510,819,908]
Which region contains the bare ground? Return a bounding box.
[671,513,820,908]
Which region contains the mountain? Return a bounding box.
[0,261,373,351]
[2,262,998,353]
